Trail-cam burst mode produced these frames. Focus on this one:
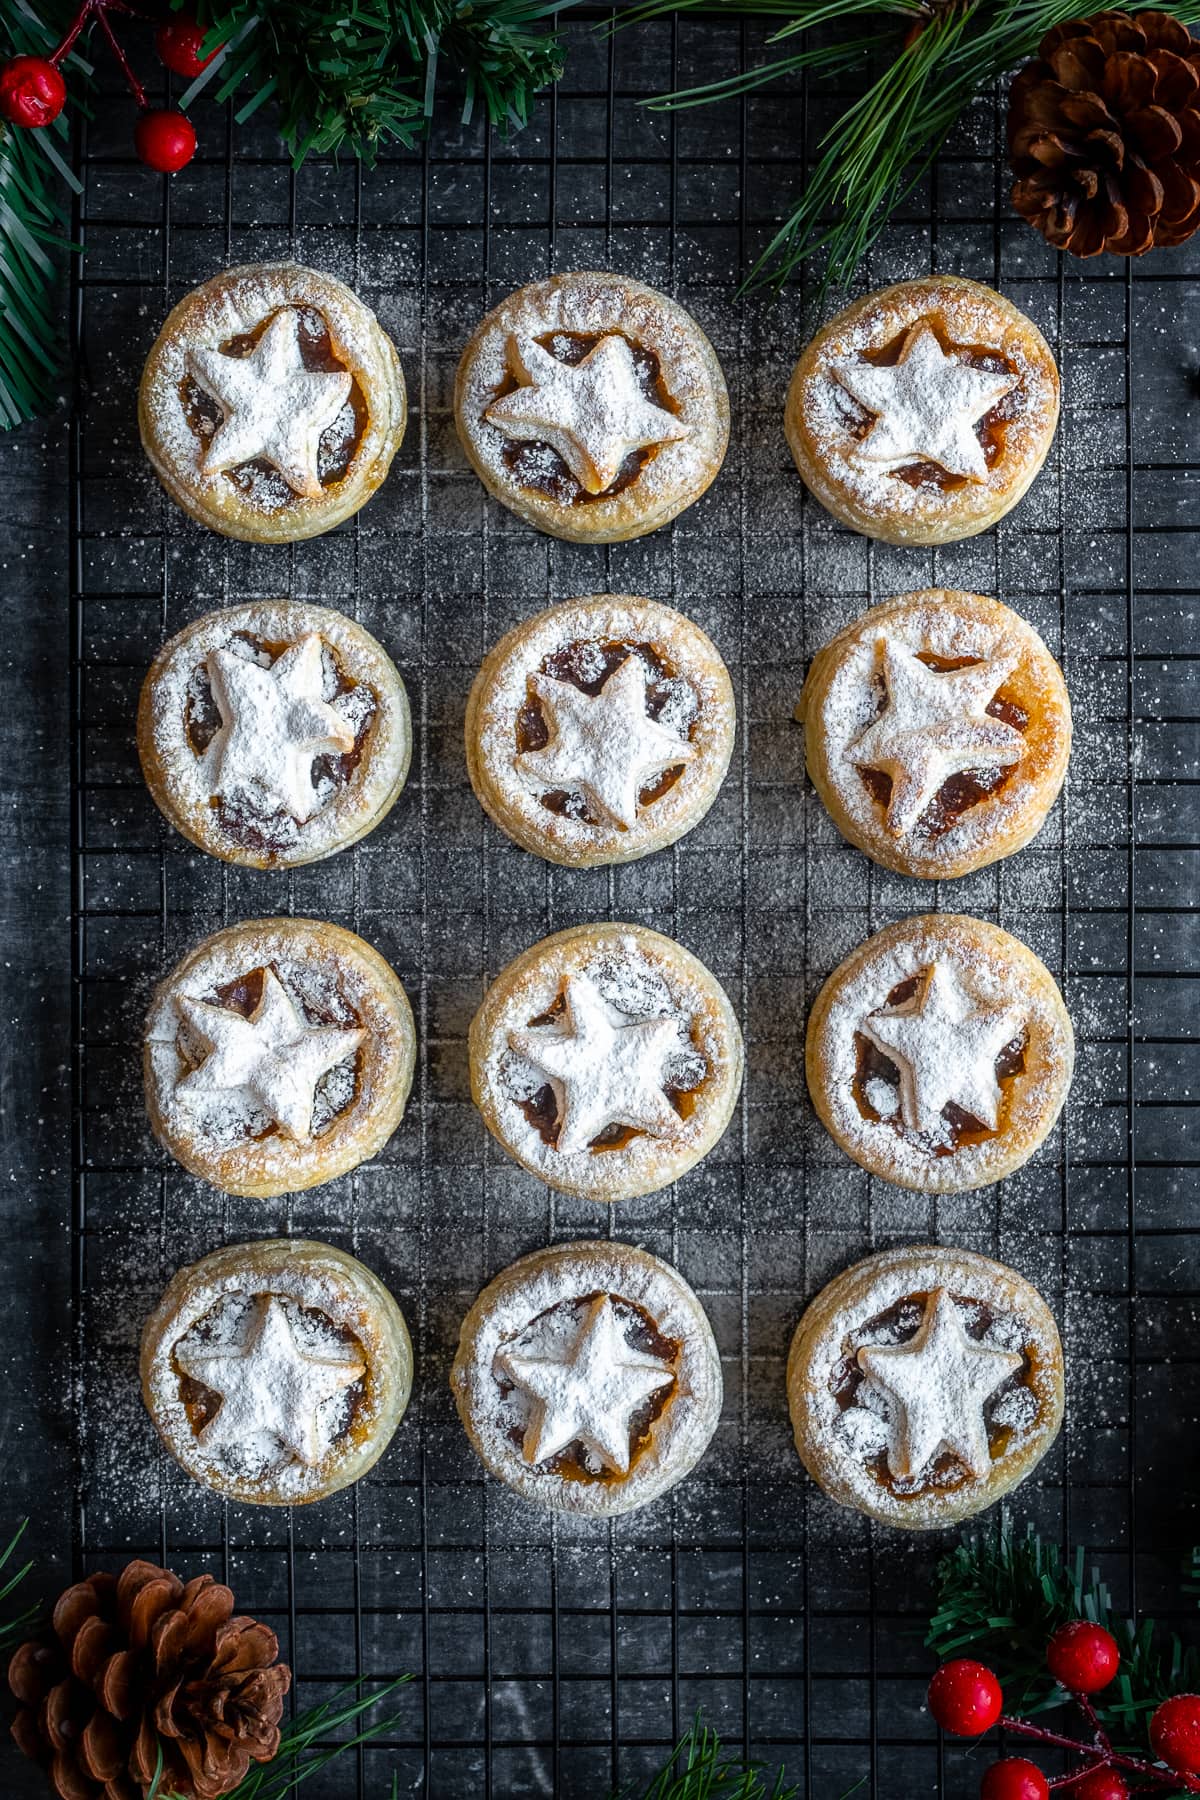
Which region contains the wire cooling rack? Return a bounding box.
[67,12,1200,1798]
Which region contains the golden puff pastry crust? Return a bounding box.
[144,918,415,1199]
[469,922,743,1203]
[141,1238,413,1506]
[806,914,1073,1194]
[139,262,406,542]
[785,276,1059,545]
[454,271,729,542]
[787,1245,1064,1530]
[138,600,411,870]
[450,1239,722,1517]
[797,590,1071,879]
[466,594,735,868]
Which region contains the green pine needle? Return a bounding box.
[192,0,572,163]
[626,0,1200,293]
[0,1517,38,1649]
[614,1713,800,1800]
[0,0,80,428]
[928,1514,1200,1769]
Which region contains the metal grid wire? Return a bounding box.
[68,13,1200,1798]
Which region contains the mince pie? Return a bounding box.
[785,276,1060,544]
[454,271,729,542]
[450,1239,721,1517]
[138,600,411,869]
[139,262,407,542]
[806,914,1073,1192]
[798,589,1071,878]
[144,918,415,1198]
[466,594,735,867]
[787,1245,1064,1528]
[469,922,743,1203]
[141,1238,413,1505]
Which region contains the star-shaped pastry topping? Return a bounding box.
[508,971,684,1154]
[204,635,356,824]
[187,308,353,499]
[857,1288,1022,1482]
[484,333,691,494]
[498,1293,675,1473]
[862,962,1024,1137]
[177,967,365,1142]
[846,638,1025,837]
[177,1294,365,1469]
[517,654,696,830]
[834,322,1017,483]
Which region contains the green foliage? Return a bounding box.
[0,0,80,427]
[623,0,1200,292]
[189,0,572,162]
[0,1518,38,1648]
[928,1514,1200,1770]
[615,1713,800,1800]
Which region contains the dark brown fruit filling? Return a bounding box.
[852,974,1027,1154]
[180,305,367,500]
[828,1289,1041,1499]
[515,637,697,823]
[495,1291,679,1485]
[840,317,1022,492]
[857,650,1030,837]
[185,632,376,858]
[494,329,680,506]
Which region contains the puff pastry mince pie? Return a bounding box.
[469,923,743,1203]
[450,1239,721,1517]
[787,1245,1064,1528]
[144,918,415,1198]
[455,271,729,542]
[466,594,735,867]
[798,590,1071,878]
[806,914,1073,1193]
[139,262,407,542]
[138,600,411,869]
[785,276,1059,544]
[141,1239,413,1505]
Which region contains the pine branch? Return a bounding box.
[624,0,1200,293]
[0,0,81,428]
[928,1515,1200,1765]
[613,1713,801,1800]
[191,0,572,163]
[0,1519,38,1649]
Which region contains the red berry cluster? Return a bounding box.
[927,1622,1200,1797]
[0,3,220,172]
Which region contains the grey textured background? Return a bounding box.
[4,11,1200,1797]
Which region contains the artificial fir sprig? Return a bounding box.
[927,1515,1200,1760]
[0,1520,38,1650]
[188,0,573,162]
[614,1713,800,1800]
[623,0,1200,293]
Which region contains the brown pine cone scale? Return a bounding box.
[7,1559,291,1800]
[1008,8,1200,255]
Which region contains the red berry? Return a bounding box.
[979,1758,1049,1800]
[927,1660,1004,1736]
[1151,1694,1200,1776]
[1070,1770,1128,1800]
[155,16,220,79]
[0,54,66,128]
[1046,1620,1121,1694]
[134,108,197,174]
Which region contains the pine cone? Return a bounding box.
[8,1560,291,1800]
[1008,9,1200,255]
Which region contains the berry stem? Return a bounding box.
[999,1714,1200,1791]
[91,0,146,108]
[47,0,155,106]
